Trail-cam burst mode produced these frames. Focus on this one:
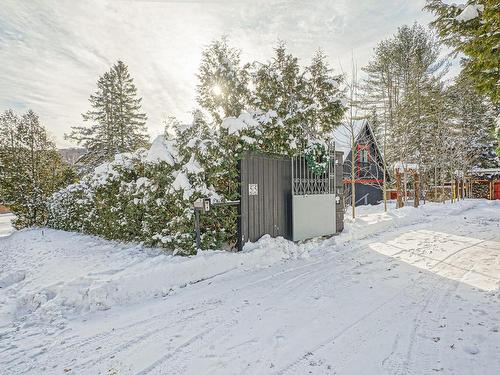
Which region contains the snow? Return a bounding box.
[469,167,500,177]
[146,135,178,165]
[92,152,142,186]
[221,110,259,135]
[183,155,204,175]
[170,171,192,199]
[1,200,499,374]
[393,161,419,172]
[456,4,483,22]
[0,213,15,238]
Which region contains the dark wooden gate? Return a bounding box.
[238,152,292,248]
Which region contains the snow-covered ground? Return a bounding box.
[0,214,15,238]
[0,200,499,374]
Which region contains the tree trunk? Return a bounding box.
[414,172,419,208]
[396,170,403,208]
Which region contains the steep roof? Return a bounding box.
[331,119,366,161]
[332,119,388,177]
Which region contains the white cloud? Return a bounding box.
[0,0,434,147]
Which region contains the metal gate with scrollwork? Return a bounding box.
[291,142,341,241]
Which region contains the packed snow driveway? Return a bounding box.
[0,201,499,374]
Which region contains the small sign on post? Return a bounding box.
[193,198,204,210]
[249,184,258,196]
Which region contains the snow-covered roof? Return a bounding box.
[468,167,500,177]
[331,119,366,161]
[393,162,419,172]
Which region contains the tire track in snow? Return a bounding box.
[275,233,493,375]
[128,248,370,374]
[107,242,407,374]
[131,260,352,374]
[67,305,221,372]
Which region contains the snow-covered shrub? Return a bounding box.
[46,111,259,254]
[46,40,347,254]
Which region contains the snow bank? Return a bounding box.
[0,230,309,327]
[0,213,15,238]
[2,199,495,329]
[0,271,25,288]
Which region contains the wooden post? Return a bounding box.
[403,171,407,203]
[414,172,420,208]
[434,166,438,201]
[489,180,493,200]
[396,170,403,209]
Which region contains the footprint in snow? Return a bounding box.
[463,345,480,355]
[0,271,26,288]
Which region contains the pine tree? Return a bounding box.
[425,0,499,103]
[363,23,446,196]
[0,110,20,205]
[68,61,149,169]
[0,109,69,227]
[196,37,250,124]
[447,72,498,169]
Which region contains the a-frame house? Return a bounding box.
[332,119,388,206]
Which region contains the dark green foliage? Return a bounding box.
[68,61,149,169]
[425,0,499,103]
[0,109,71,228]
[197,37,250,124]
[48,39,346,254]
[446,72,498,168]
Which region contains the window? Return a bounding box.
[358,144,369,163]
[357,144,370,177]
[360,149,369,163]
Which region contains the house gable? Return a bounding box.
[337,121,387,184]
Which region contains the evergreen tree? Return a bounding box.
[425,0,499,103]
[303,50,345,137]
[447,72,498,169]
[251,41,305,154]
[196,37,250,124]
[68,60,149,169]
[0,109,69,227]
[48,42,348,254]
[363,24,445,175]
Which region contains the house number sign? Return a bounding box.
[249,184,258,196]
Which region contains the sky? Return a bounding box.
[1,0,440,147]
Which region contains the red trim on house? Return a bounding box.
[343,179,383,184]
